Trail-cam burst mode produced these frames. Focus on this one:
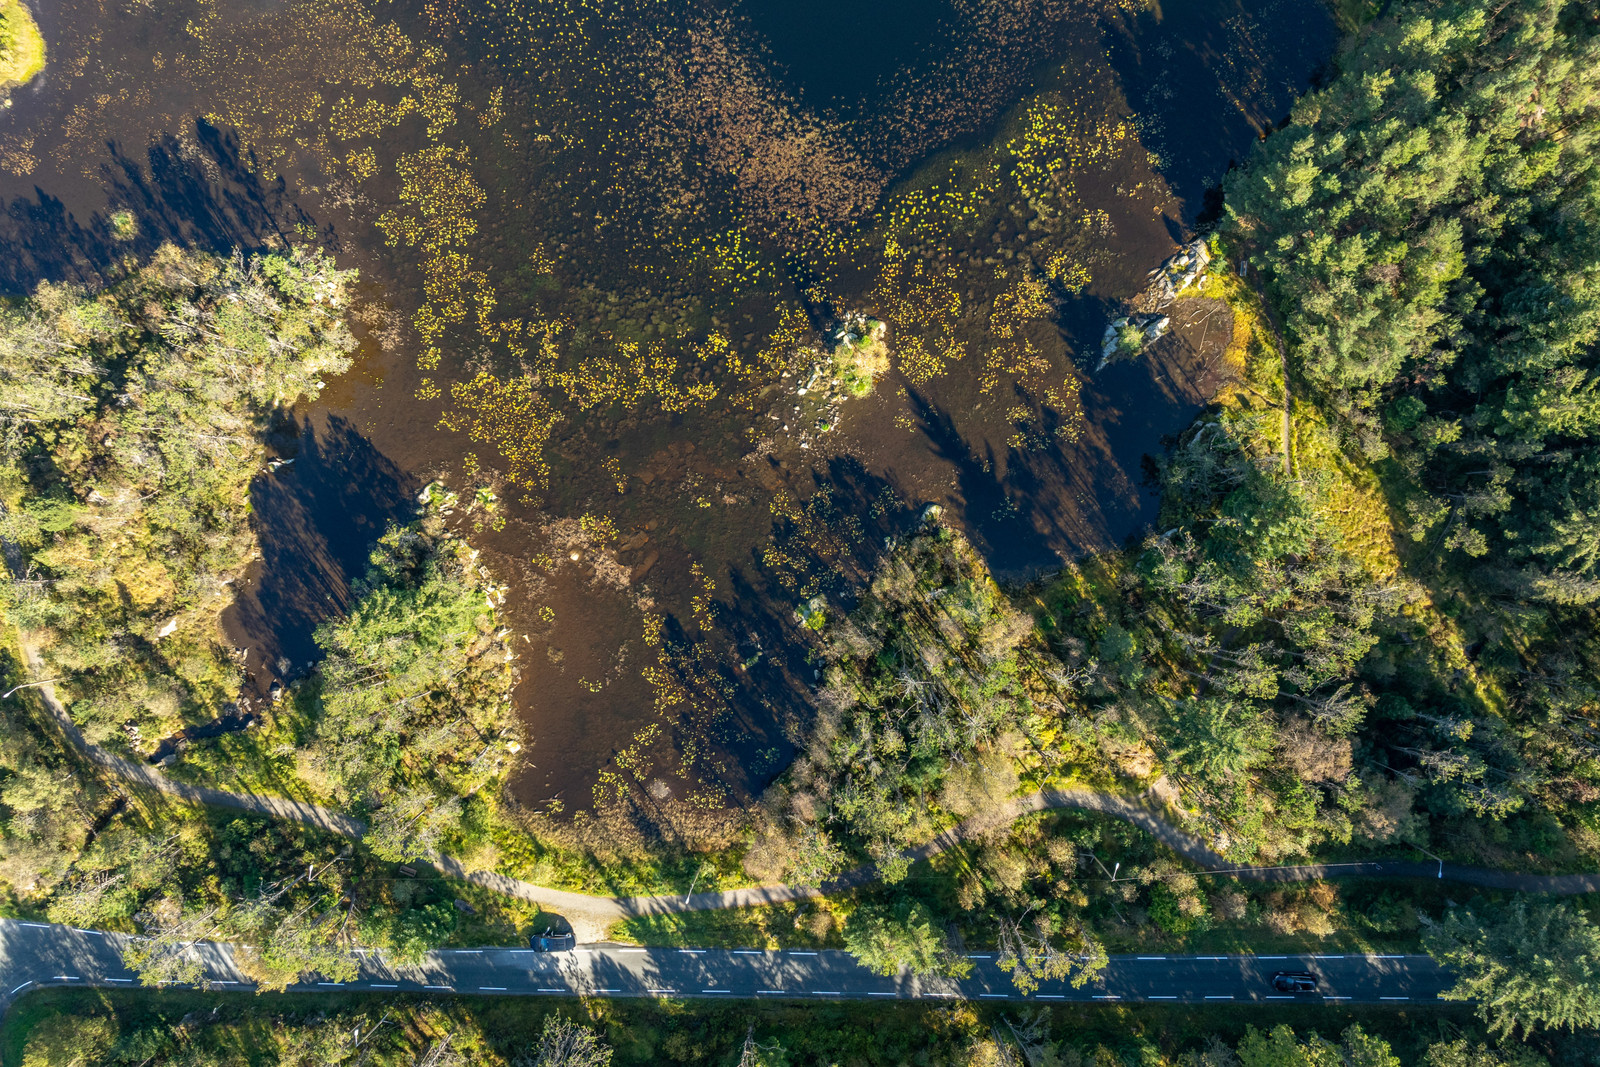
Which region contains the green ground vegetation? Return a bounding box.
[0,0,44,91]
[0,988,1577,1067]
[0,244,355,750]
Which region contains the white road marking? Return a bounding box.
[1381,996,1409,1001]
[647,989,677,995]
[619,949,647,954]
[1036,995,1065,1000]
[679,949,706,954]
[51,976,81,981]
[20,922,50,928]
[965,954,992,959]
[980,994,1009,999]
[1324,996,1351,1000]
[371,984,398,989]
[453,950,483,954]
[1150,995,1178,999]
[72,929,102,937]
[1256,956,1289,960]
[1369,955,1405,959]
[538,988,565,992]
[811,990,842,995]
[423,985,453,991]
[1266,996,1295,1000]
[733,950,763,955]
[757,990,786,995]
[212,981,241,985]
[703,989,731,993]
[1205,995,1233,1000]
[594,988,621,993]
[868,992,896,997]
[107,978,134,983]
[480,987,507,991]
[1093,995,1121,1000]
[10,982,32,994]
[1137,956,1167,960]
[787,951,819,956]
[1312,955,1345,960]
[317,982,344,987]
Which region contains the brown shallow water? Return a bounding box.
[0,0,1333,823]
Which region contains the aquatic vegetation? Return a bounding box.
[439,373,563,489]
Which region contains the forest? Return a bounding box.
[0,988,1580,1066]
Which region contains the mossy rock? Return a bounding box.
[0,0,46,92]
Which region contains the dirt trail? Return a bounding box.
[11,634,1599,943]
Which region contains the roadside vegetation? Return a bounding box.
[0,987,1576,1067]
[0,246,540,986]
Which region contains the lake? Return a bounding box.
[0,0,1333,827]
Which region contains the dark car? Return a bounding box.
[530,932,575,952]
[1271,971,1318,992]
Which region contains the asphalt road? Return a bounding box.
[0,919,1450,1011]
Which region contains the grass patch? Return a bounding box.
[0,0,44,91]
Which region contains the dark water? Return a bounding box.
[0,0,1334,822]
[738,0,958,106]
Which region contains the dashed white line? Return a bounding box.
[1256,956,1289,960]
[679,949,706,955]
[317,982,344,987]
[1036,994,1065,1000]
[868,992,896,997]
[20,922,50,928]
[1381,996,1409,1001]
[537,988,565,993]
[372,984,399,989]
[452,950,483,955]
[1205,995,1233,1000]
[757,990,786,995]
[619,949,647,954]
[980,994,1009,999]
[1137,956,1167,961]
[1150,995,1178,1000]
[107,978,134,983]
[480,987,507,992]
[1093,995,1121,1000]
[1266,995,1296,1000]
[594,988,621,993]
[51,976,81,981]
[10,982,32,994]
[72,929,102,937]
[423,985,452,991]
[787,951,819,956]
[811,990,842,996]
[702,989,731,993]
[1324,996,1351,1000]
[965,954,992,959]
[211,981,241,985]
[647,989,677,995]
[1313,955,1345,960]
[1370,955,1405,959]
[732,950,763,955]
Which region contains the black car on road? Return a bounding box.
[1271,970,1318,992]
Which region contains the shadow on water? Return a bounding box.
[1103,0,1336,221]
[0,119,309,294]
[222,414,421,690]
